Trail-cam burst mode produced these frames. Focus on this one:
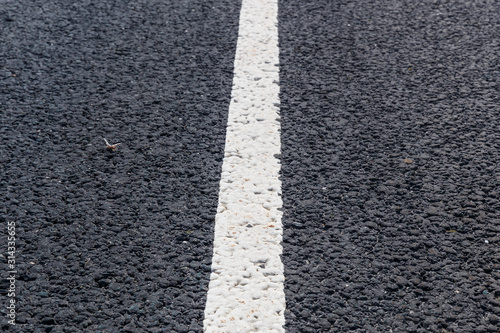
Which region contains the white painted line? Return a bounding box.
[203,0,285,332]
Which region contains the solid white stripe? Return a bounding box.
[203,0,285,332]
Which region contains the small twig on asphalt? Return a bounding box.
[104,138,121,152]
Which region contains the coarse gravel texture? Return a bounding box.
[1,0,241,332]
[2,0,500,332]
[279,0,500,332]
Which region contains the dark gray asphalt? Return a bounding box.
[1,0,499,332]
[1,1,240,332]
[279,0,500,332]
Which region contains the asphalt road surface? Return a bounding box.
[1,0,499,332]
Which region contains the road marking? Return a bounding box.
[203,0,284,332]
